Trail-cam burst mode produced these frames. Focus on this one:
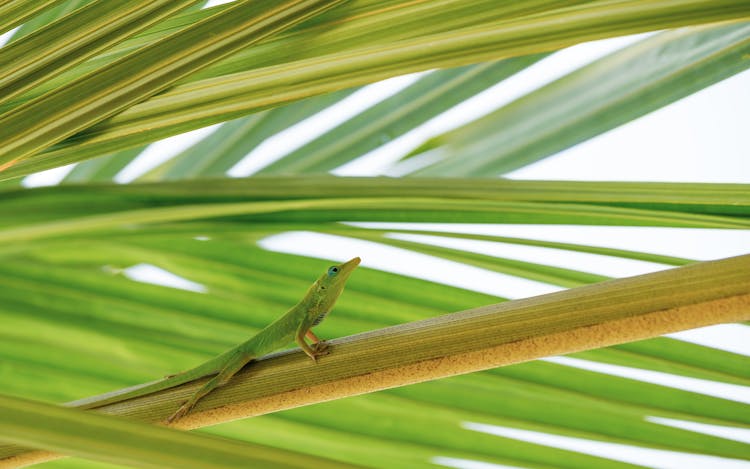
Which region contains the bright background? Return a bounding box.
[3,2,749,467]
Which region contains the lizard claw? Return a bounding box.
[312,340,330,355]
[312,341,331,362]
[303,341,331,363]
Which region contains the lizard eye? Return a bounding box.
[327,266,339,276]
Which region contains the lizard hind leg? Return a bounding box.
[166,352,253,423]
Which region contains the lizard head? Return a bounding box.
[311,256,360,323]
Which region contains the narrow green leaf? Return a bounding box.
[4,0,749,179]
[407,22,750,176]
[496,360,750,426]
[1,197,747,247]
[1,177,747,221]
[0,0,346,169]
[60,146,147,184]
[391,366,750,460]
[0,0,572,112]
[354,227,694,266]
[0,0,202,106]
[0,393,355,468]
[218,408,644,469]
[344,228,608,288]
[614,338,750,381]
[141,88,358,181]
[573,346,750,386]
[290,385,750,463]
[0,0,68,35]
[3,1,93,42]
[257,56,548,175]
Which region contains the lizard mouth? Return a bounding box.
[337,257,361,276]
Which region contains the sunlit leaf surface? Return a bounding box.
[0,1,748,468]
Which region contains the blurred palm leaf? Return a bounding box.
[0,1,748,468]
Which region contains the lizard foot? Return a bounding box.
[312,340,330,356]
[166,401,191,423]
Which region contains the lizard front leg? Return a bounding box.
[296,329,329,362]
[306,329,330,354]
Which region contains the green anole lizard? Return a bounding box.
[74,257,360,423]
